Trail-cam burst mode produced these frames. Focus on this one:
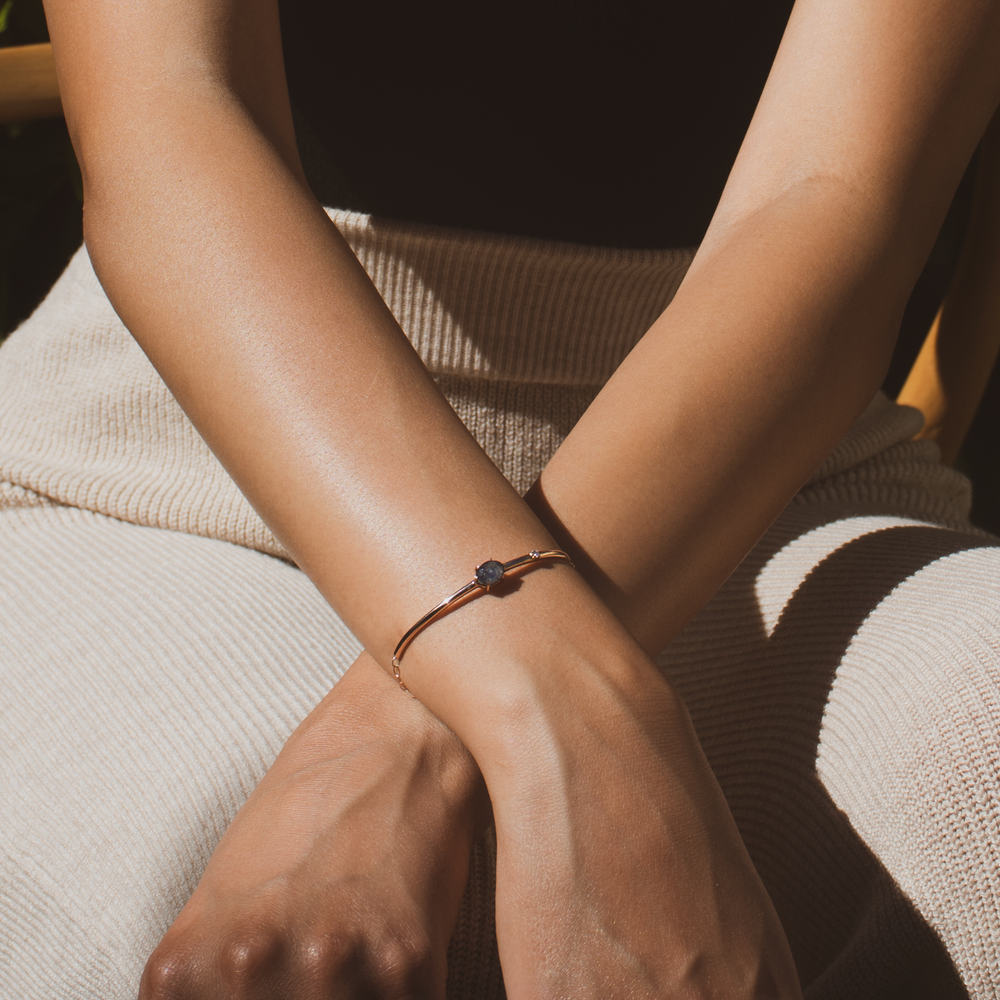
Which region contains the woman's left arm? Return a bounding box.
[527,0,1000,654]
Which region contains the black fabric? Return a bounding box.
[279,0,795,248]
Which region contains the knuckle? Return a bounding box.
[217,923,286,984]
[297,927,434,992]
[367,935,435,993]
[298,930,359,977]
[139,943,198,999]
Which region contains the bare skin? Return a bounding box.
[38,0,1000,995]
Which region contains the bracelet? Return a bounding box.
[391,549,574,692]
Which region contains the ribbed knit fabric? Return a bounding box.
[663,504,998,1000]
[0,211,694,547]
[0,211,997,999]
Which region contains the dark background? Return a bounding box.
[0,0,81,342]
[2,0,997,532]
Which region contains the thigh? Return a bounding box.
[661,501,999,1000]
[0,505,360,998]
[818,543,1000,1000]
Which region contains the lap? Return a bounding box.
[662,500,1000,999]
[1,503,997,998]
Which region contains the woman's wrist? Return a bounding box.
[382,561,673,788]
[284,652,491,837]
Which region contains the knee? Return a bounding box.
[818,546,1000,826]
[816,546,1000,990]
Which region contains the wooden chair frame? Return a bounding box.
[0,42,60,122]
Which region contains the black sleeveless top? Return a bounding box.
[279,1,795,248]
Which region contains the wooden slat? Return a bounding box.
[0,42,61,123]
[898,107,1000,465]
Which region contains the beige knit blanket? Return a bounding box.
[0,212,997,999]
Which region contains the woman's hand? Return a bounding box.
[139,652,488,1000]
[490,667,801,1000]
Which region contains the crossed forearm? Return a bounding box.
[527,187,906,655]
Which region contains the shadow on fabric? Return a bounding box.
[665,517,996,1000]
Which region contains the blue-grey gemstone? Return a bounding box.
[475,560,505,587]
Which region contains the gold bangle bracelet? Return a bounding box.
[391,549,574,692]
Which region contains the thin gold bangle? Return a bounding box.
[390,549,574,692]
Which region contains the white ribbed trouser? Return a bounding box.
[1,215,998,999]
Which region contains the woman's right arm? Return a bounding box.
[43,0,589,717]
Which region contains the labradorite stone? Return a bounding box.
[475,560,505,587]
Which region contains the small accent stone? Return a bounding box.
[475,559,505,587]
